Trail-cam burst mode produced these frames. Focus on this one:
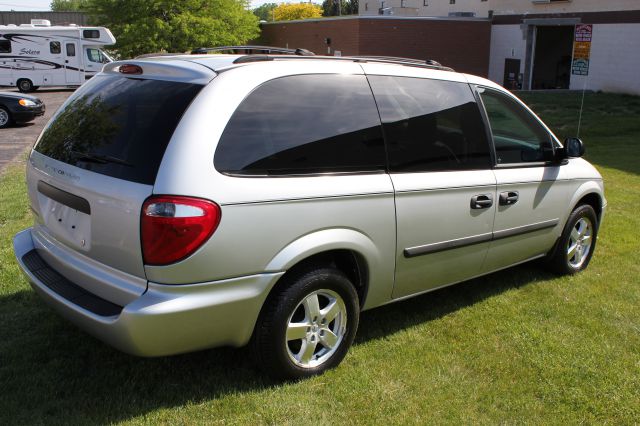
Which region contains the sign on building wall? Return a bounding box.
[572,24,592,75]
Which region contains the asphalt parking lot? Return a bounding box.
[0,88,74,172]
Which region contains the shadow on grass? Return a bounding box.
[0,262,554,424]
[356,262,555,343]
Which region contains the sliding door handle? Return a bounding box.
[499,191,519,205]
[470,194,493,209]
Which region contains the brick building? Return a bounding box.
[257,16,492,76]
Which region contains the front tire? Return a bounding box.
[547,204,598,275]
[253,267,360,380]
[0,107,11,128]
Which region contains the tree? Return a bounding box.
[50,0,89,11]
[321,0,358,16]
[85,0,260,58]
[272,3,322,21]
[253,2,277,21]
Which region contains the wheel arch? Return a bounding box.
[568,181,604,225]
[265,228,381,309]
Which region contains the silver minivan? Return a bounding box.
[13,52,606,379]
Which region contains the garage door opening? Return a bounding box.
[531,26,574,90]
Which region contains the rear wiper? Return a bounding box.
[71,151,133,167]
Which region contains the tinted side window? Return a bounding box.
[83,29,100,38]
[478,88,552,164]
[0,40,11,53]
[368,76,491,172]
[66,43,75,56]
[215,74,385,175]
[50,41,61,54]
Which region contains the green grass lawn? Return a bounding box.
[1,92,639,424]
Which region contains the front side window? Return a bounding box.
[478,88,552,164]
[215,74,386,175]
[50,41,61,54]
[86,48,103,63]
[0,39,11,53]
[66,43,75,57]
[368,75,491,172]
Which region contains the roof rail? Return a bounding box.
[350,55,444,66]
[228,54,454,72]
[191,45,315,56]
[135,52,184,59]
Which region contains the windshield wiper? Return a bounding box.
[71,151,133,167]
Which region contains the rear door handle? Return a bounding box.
[499,191,519,205]
[470,194,493,209]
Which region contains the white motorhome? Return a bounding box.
[0,20,115,92]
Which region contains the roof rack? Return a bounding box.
[349,55,445,67]
[191,45,315,56]
[135,52,184,59]
[229,54,454,72]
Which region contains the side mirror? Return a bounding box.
[564,137,586,158]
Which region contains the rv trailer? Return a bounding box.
[0,20,115,92]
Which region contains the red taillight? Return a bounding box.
[119,64,143,75]
[141,196,221,265]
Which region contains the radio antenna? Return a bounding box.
[576,78,588,138]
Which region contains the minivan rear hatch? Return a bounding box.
[28,72,205,286]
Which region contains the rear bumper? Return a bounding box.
[13,228,283,356]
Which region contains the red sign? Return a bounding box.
[575,24,593,42]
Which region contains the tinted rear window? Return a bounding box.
[34,75,202,185]
[214,74,386,175]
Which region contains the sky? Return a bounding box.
[0,0,289,11]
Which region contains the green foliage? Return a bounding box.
[322,0,358,16]
[272,2,322,21]
[85,0,260,58]
[50,0,90,11]
[253,2,278,21]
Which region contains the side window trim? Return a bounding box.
[470,84,498,167]
[474,85,557,168]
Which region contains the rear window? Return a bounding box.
[34,75,202,185]
[0,39,10,53]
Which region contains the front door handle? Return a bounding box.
[470,194,493,209]
[499,191,519,205]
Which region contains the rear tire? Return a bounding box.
[546,204,598,275]
[253,267,360,380]
[17,79,34,93]
[0,106,11,128]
